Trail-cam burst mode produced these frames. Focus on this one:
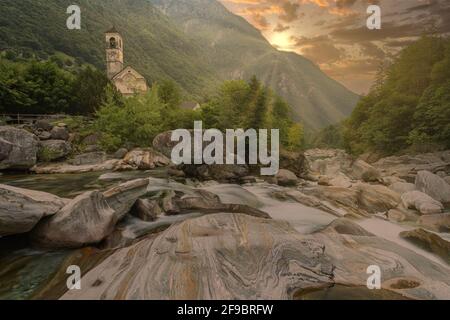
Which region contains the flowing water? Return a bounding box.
[0,172,448,299]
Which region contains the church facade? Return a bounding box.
[105,27,148,97]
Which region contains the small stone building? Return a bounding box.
[105,27,148,97]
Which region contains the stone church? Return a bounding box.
[105,27,148,96]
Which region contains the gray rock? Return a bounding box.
[50,126,69,141]
[38,140,71,161]
[113,148,128,159]
[117,149,170,170]
[415,171,450,203]
[275,169,298,186]
[417,214,450,233]
[31,191,117,248]
[131,199,161,222]
[401,191,443,215]
[0,126,39,170]
[355,183,401,214]
[34,120,53,131]
[389,182,416,195]
[103,178,152,220]
[0,184,68,236]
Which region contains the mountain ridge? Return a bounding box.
[150,0,359,130]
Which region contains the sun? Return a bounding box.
[268,32,293,51]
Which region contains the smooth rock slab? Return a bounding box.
[61,213,334,300]
[0,184,68,236]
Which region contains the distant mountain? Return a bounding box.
[151,0,359,130]
[0,0,219,98]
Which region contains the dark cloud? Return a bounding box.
[279,1,300,23]
[273,23,290,32]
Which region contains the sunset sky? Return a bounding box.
[219,0,450,94]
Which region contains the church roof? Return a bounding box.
[105,25,119,34]
[112,66,146,81]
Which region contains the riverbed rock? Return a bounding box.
[349,159,381,182]
[130,199,161,222]
[50,126,69,141]
[318,174,352,188]
[0,126,39,170]
[415,171,450,204]
[279,150,308,178]
[61,213,334,300]
[38,140,71,162]
[400,229,450,264]
[32,191,116,248]
[373,151,450,180]
[389,182,416,195]
[355,183,401,214]
[113,148,128,160]
[401,191,444,215]
[417,214,450,233]
[0,184,68,236]
[117,149,170,170]
[103,178,152,220]
[275,169,298,186]
[313,221,450,299]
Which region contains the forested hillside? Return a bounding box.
[343,36,450,155]
[0,0,219,98]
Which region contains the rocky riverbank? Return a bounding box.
[1,124,449,300]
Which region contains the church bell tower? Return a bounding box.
[105,26,124,79]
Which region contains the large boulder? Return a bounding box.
[31,191,117,248]
[417,214,450,233]
[0,184,68,236]
[279,149,308,178]
[118,148,170,170]
[62,213,334,300]
[275,169,298,186]
[415,170,450,204]
[103,178,152,220]
[50,126,69,141]
[355,183,401,214]
[38,140,71,162]
[389,182,416,195]
[401,191,444,215]
[130,199,161,222]
[0,126,39,170]
[349,159,380,182]
[400,229,450,264]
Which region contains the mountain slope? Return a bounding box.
[151,0,359,130]
[0,0,219,97]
